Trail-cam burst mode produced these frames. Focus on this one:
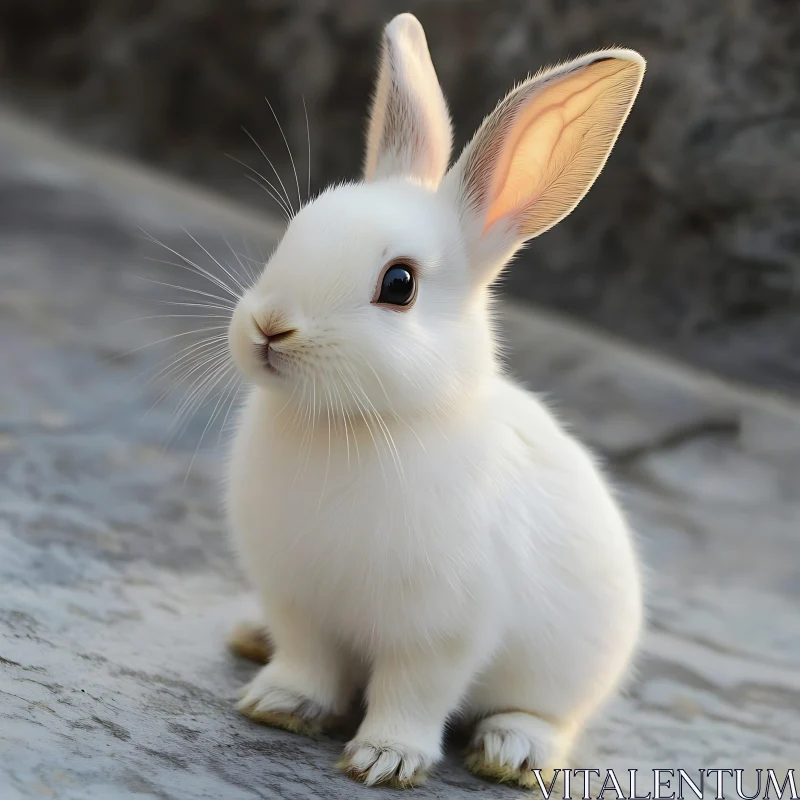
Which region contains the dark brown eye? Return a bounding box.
[377,264,416,307]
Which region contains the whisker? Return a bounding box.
[140,341,229,419]
[333,364,361,469]
[145,298,235,313]
[275,381,302,430]
[183,367,239,485]
[318,381,333,510]
[293,374,320,487]
[170,350,233,426]
[140,259,241,308]
[142,255,239,303]
[165,358,234,448]
[181,229,248,295]
[223,235,259,288]
[134,332,228,376]
[355,348,427,452]
[302,95,311,201]
[343,359,405,486]
[121,313,231,324]
[329,372,351,469]
[107,325,229,361]
[219,380,246,444]
[340,370,387,487]
[241,127,295,215]
[139,232,241,301]
[140,337,228,390]
[230,246,264,269]
[225,154,292,221]
[136,276,237,308]
[292,374,318,487]
[241,173,292,222]
[211,372,243,443]
[265,96,302,210]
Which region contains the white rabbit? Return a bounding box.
[225,12,645,789]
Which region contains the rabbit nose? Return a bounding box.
[257,324,296,345]
[253,318,296,367]
[252,311,296,343]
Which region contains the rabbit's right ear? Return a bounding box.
[440,50,645,284]
[363,14,452,188]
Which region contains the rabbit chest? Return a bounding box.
[226,388,516,645]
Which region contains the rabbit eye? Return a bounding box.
[376,263,416,308]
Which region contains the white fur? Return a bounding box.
[225,14,645,788]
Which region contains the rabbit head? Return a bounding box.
[228,13,645,419]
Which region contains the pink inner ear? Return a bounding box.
[482,60,640,235]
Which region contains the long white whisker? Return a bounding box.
[132,332,227,379]
[264,97,302,210]
[333,364,361,470]
[170,350,233,427]
[318,381,333,511]
[145,298,235,313]
[149,339,228,392]
[302,95,311,202]
[219,380,245,444]
[181,229,247,295]
[225,154,292,220]
[139,341,228,421]
[329,372,352,470]
[141,337,228,389]
[291,373,320,488]
[223,235,259,288]
[341,371,387,487]
[122,313,231,324]
[275,382,302,431]
[294,374,319,487]
[241,127,295,215]
[166,358,233,447]
[110,325,229,361]
[183,367,239,485]
[136,276,236,308]
[343,359,405,486]
[355,348,427,452]
[142,255,239,302]
[140,233,240,301]
[213,373,243,442]
[241,173,292,222]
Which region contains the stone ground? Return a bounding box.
[0,111,798,799]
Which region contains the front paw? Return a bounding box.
[338,738,435,788]
[236,665,332,736]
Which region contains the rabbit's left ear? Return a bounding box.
[364,14,452,187]
[441,50,645,282]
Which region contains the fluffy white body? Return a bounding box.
[224,13,646,788]
[229,375,641,780]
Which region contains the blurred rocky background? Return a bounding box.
[0,0,798,393]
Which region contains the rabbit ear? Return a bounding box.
[363,13,452,187]
[441,50,645,280]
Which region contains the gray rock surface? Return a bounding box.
[1,115,798,799]
[0,1,798,393]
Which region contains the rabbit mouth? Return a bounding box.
[253,341,288,378]
[261,352,285,377]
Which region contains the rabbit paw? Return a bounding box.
[465,712,566,790]
[228,619,274,664]
[338,738,433,788]
[236,665,332,736]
